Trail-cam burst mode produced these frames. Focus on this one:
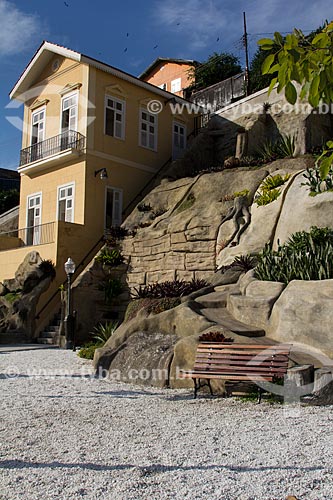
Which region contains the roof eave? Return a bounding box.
[9,41,81,101]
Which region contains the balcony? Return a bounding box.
[0,221,56,249]
[19,131,86,173]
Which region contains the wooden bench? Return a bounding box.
[180,343,292,401]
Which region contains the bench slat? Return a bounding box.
[193,359,289,365]
[195,352,289,361]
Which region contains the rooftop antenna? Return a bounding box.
[243,11,250,96]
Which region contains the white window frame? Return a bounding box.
[31,107,46,145]
[104,186,123,228]
[26,192,42,245]
[104,95,126,140]
[171,78,182,93]
[60,91,78,134]
[57,182,75,223]
[172,121,187,159]
[139,108,158,151]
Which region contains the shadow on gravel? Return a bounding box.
[0,459,329,474]
[92,390,158,398]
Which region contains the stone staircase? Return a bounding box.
[194,284,323,367]
[37,311,62,345]
[194,284,265,339]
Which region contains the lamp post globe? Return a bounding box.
[64,257,76,350]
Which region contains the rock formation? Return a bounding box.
[0,251,55,342]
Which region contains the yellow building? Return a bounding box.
[0,41,197,336]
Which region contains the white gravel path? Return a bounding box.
[0,347,332,500]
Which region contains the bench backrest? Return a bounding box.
[193,343,291,380]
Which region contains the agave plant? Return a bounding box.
[276,135,296,158]
[255,227,333,283]
[92,321,119,344]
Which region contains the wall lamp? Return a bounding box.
[95,168,108,180]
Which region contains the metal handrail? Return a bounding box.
[0,221,56,247]
[20,130,86,166]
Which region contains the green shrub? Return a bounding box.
[96,247,125,267]
[255,227,333,283]
[223,189,250,202]
[77,341,103,360]
[302,165,333,195]
[99,277,122,304]
[255,188,281,206]
[4,291,21,304]
[255,174,290,206]
[260,174,291,191]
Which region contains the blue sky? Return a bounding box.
[0,0,332,170]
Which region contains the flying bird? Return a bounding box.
[126,33,129,37]
[124,48,128,53]
[64,1,69,6]
[153,45,158,49]
[217,37,220,42]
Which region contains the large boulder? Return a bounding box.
[94,300,215,386]
[274,172,333,247]
[216,170,298,267]
[0,251,55,341]
[268,280,333,359]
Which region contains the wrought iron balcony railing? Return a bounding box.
[0,221,56,248]
[20,130,86,167]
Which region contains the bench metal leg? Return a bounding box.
[193,378,199,399]
[257,387,264,404]
[193,378,213,399]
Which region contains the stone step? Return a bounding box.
[195,285,240,309]
[40,331,57,339]
[201,308,265,337]
[195,291,228,309]
[45,325,60,332]
[37,338,55,345]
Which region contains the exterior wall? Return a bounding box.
[214,85,333,161]
[1,51,198,337]
[143,62,194,96]
[0,241,56,280]
[21,56,89,150]
[0,220,99,335]
[18,158,86,229]
[90,67,195,170]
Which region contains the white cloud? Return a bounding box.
[0,0,41,57]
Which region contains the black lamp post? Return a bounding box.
[64,257,76,350]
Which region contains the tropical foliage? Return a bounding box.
[258,21,333,180]
[189,52,242,91]
[255,227,333,283]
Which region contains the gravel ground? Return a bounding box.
[0,347,332,500]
